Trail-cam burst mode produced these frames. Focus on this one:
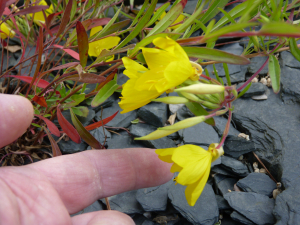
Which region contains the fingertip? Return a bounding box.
[0,94,34,148]
[72,210,135,225]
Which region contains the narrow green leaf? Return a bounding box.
[76,21,89,68]
[183,47,250,65]
[238,82,252,98]
[259,22,300,36]
[213,64,223,85]
[185,102,215,126]
[96,19,131,38]
[239,0,263,22]
[200,0,229,24]
[289,38,300,62]
[117,0,158,49]
[146,0,184,37]
[132,0,149,26]
[70,109,102,149]
[72,106,89,117]
[91,80,119,107]
[223,63,231,86]
[146,2,170,27]
[268,55,281,94]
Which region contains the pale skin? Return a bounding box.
[0,94,173,225]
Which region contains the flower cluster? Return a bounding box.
[119,37,201,113]
[156,143,224,206]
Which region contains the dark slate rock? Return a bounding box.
[280,66,300,103]
[213,116,241,137]
[237,173,276,197]
[55,137,88,154]
[211,165,237,177]
[230,211,255,225]
[16,47,37,77]
[273,185,300,225]
[183,0,198,14]
[130,123,177,149]
[221,215,244,225]
[280,51,300,69]
[141,220,155,225]
[224,136,256,159]
[95,101,137,128]
[224,192,275,225]
[176,105,194,121]
[219,156,249,177]
[219,43,244,56]
[82,83,97,95]
[178,122,219,146]
[106,131,146,149]
[136,179,173,211]
[214,174,238,196]
[237,82,266,98]
[71,200,104,216]
[0,51,17,71]
[137,102,168,127]
[132,214,147,225]
[89,127,111,145]
[248,56,269,75]
[168,183,219,225]
[215,195,231,211]
[102,190,144,214]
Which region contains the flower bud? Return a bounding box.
[159,116,206,131]
[151,96,189,104]
[135,129,175,140]
[178,91,201,102]
[175,83,225,95]
[208,143,224,162]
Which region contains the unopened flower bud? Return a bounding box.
[151,96,189,104]
[159,116,206,131]
[178,91,201,102]
[175,83,225,95]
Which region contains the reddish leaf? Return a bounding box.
[35,114,60,137]
[95,69,117,91]
[0,0,6,18]
[53,44,80,60]
[5,75,50,88]
[85,111,119,131]
[13,5,49,16]
[44,128,62,157]
[181,0,188,8]
[6,0,16,6]
[41,62,79,76]
[76,21,89,68]
[56,0,73,38]
[89,18,111,29]
[32,95,48,107]
[67,73,106,84]
[57,106,81,144]
[3,7,10,16]
[70,109,102,149]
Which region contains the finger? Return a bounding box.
[29,149,173,213]
[0,94,34,148]
[72,211,134,225]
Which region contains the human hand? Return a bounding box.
[0,94,173,225]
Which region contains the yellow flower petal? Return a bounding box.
[185,166,211,206]
[170,14,185,29]
[90,26,103,36]
[170,163,182,173]
[153,37,189,61]
[31,0,53,25]
[122,57,148,79]
[155,148,176,163]
[0,23,15,39]
[88,36,121,57]
[141,47,177,69]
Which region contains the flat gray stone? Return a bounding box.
[214,174,238,196]
[230,211,255,225]
[137,102,168,127]
[219,156,249,177]
[224,136,256,159]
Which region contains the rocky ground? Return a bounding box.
[2,1,300,225]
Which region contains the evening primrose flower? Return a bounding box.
[88,26,121,57]
[156,143,224,206]
[0,22,15,39]
[30,0,53,26]
[119,37,202,113]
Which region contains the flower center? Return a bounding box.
[189,61,203,81]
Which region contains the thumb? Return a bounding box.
[0,94,34,148]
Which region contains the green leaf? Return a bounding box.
[31,123,42,128]
[117,0,158,49]
[183,47,250,65]
[259,22,300,36]
[146,0,184,37]
[98,20,131,38]
[289,38,300,62]
[132,0,149,26]
[239,0,263,23]
[146,2,170,27]
[268,55,281,94]
[237,82,252,98]
[185,102,215,126]
[213,64,223,85]
[63,93,85,108]
[223,63,231,86]
[70,108,102,149]
[72,106,89,117]
[91,80,119,107]
[76,21,89,68]
[200,0,229,24]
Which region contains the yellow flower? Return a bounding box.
[88,26,121,58]
[0,22,15,39]
[119,37,201,113]
[156,143,224,206]
[30,0,53,26]
[157,11,185,30]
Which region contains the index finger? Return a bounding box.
[29,148,172,213]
